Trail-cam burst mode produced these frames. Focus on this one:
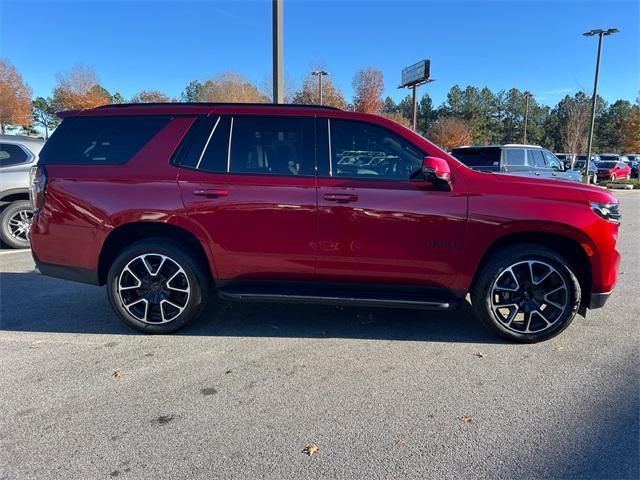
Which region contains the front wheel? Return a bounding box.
[107,239,211,333]
[592,173,598,184]
[471,244,581,343]
[610,174,616,181]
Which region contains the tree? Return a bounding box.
[0,59,33,133]
[595,99,633,152]
[382,96,397,114]
[181,80,203,102]
[621,102,640,152]
[32,97,58,139]
[51,65,111,111]
[131,90,170,103]
[196,72,269,103]
[110,92,127,104]
[381,112,412,128]
[352,67,384,114]
[418,93,436,133]
[291,70,346,109]
[426,117,473,151]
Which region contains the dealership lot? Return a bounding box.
[0,194,638,480]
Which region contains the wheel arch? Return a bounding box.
[470,231,593,314]
[98,221,215,286]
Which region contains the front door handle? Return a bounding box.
[193,188,229,198]
[323,193,358,203]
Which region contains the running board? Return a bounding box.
[217,288,457,310]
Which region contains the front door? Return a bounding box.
[315,118,467,288]
[179,114,317,282]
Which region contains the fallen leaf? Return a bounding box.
[555,346,565,352]
[30,341,45,349]
[112,369,125,378]
[396,435,409,445]
[302,443,319,457]
[459,415,474,423]
[473,352,486,358]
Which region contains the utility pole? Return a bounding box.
[272,0,284,104]
[523,91,532,144]
[411,85,418,131]
[582,27,619,183]
[311,70,328,105]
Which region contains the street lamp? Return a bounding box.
[311,70,329,105]
[582,27,619,184]
[523,91,533,144]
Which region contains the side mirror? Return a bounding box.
[412,156,452,189]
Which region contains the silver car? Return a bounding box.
[0,135,45,248]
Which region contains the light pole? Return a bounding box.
[272,0,284,104]
[311,70,329,105]
[582,27,619,183]
[523,91,532,144]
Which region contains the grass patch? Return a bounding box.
[606,178,640,189]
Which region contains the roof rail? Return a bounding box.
[97,102,342,111]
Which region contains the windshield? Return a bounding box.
[598,161,617,169]
[599,155,618,161]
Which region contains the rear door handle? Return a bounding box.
[193,188,229,198]
[323,193,358,203]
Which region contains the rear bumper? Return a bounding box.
[33,253,99,286]
[589,291,612,309]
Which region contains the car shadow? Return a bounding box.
[0,270,502,344]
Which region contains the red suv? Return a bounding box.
[29,103,621,342]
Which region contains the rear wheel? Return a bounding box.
[0,200,33,249]
[471,244,581,343]
[610,173,616,181]
[591,173,598,184]
[107,239,210,333]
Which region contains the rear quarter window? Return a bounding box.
[38,116,171,165]
[451,148,501,170]
[0,143,30,167]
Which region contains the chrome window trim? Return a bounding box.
[327,118,333,177]
[194,116,221,170]
[227,117,234,173]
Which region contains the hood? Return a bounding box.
[489,172,617,204]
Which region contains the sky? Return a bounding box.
[1,0,638,108]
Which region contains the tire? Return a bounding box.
[592,173,598,185]
[106,238,211,333]
[0,200,33,249]
[625,173,631,180]
[610,174,616,181]
[471,244,581,343]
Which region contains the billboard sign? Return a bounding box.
[400,60,430,87]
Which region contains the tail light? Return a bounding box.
[29,165,48,211]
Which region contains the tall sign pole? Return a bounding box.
[523,92,532,144]
[312,70,329,105]
[399,59,432,132]
[272,0,284,104]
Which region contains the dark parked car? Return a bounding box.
[555,153,575,170]
[623,154,639,178]
[450,145,582,182]
[572,155,599,184]
[30,103,621,343]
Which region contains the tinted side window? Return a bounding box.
[329,119,423,180]
[527,149,546,167]
[38,116,171,165]
[0,143,30,167]
[451,147,501,168]
[229,116,314,176]
[505,148,526,166]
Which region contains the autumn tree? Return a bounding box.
[352,67,384,114]
[32,97,59,139]
[0,59,33,133]
[51,65,111,111]
[381,112,412,128]
[426,117,473,151]
[622,101,640,152]
[131,90,171,103]
[291,70,346,109]
[193,72,269,103]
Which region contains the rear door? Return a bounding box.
[178,114,318,282]
[315,117,467,288]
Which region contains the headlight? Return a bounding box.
[591,202,621,224]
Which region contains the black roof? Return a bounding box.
[97,102,341,111]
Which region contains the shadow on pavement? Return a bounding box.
[0,270,501,344]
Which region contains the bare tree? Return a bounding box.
[51,65,111,111]
[352,67,384,114]
[291,69,346,109]
[427,117,473,151]
[130,90,171,103]
[562,97,591,153]
[0,59,33,133]
[198,72,269,103]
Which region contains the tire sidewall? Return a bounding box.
[473,247,581,343]
[0,200,32,249]
[107,240,208,334]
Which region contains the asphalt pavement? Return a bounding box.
[0,193,638,479]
